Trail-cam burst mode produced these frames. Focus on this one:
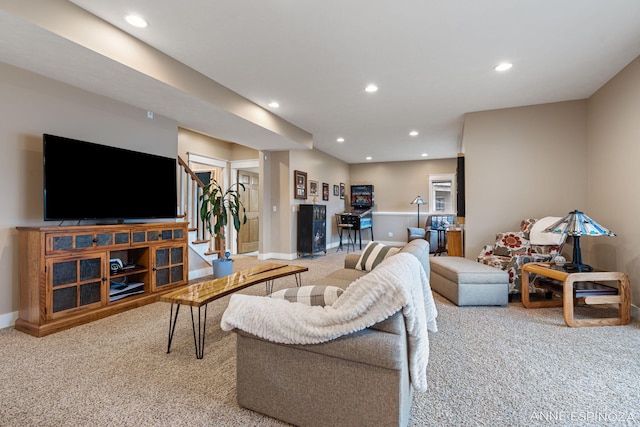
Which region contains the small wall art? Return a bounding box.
[309,180,319,197]
[294,170,307,199]
[322,182,329,201]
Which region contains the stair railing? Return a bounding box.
[177,156,223,258]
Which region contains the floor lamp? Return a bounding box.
[411,196,426,227]
[545,210,616,272]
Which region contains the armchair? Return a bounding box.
[407,215,455,254]
[476,217,566,294]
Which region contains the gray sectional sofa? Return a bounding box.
[232,239,431,427]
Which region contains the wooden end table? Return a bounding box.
[160,263,308,358]
[521,262,631,327]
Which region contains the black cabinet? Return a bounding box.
[297,204,326,257]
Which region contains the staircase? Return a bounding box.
[177,156,224,267]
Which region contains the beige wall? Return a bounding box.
[262,154,458,256]
[178,128,258,162]
[463,101,588,259]
[288,149,351,255]
[349,159,456,212]
[178,128,232,160]
[587,56,640,307]
[0,62,178,320]
[263,151,293,257]
[349,159,458,244]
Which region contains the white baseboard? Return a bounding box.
[0,311,18,330]
[188,267,214,280]
[258,252,298,260]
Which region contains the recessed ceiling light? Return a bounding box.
[421,153,428,157]
[125,14,148,28]
[365,156,373,161]
[494,62,513,72]
[365,84,378,93]
[268,101,280,108]
[409,130,419,137]
[336,137,345,143]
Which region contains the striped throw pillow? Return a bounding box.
[269,285,344,306]
[355,241,400,271]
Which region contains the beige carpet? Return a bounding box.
[1,249,639,427]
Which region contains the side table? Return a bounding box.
[447,229,463,257]
[521,262,631,327]
[428,227,448,255]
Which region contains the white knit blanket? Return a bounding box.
[220,252,438,392]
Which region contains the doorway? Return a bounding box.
[237,170,259,253]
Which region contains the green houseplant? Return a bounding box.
[198,179,247,277]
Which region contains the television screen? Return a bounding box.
[43,134,177,221]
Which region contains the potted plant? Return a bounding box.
[199,179,247,278]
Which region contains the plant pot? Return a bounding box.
[212,258,234,278]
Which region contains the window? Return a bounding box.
[428,174,456,213]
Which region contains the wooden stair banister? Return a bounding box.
[176,155,223,259]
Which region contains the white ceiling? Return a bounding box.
[3,1,640,163]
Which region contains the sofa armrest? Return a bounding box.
[234,318,407,371]
[344,253,360,269]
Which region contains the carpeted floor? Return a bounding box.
[1,250,639,427]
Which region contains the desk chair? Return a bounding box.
[336,213,355,253]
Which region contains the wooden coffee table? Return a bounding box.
[160,263,308,358]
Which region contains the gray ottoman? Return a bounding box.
[430,256,508,306]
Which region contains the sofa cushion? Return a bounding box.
[355,242,400,271]
[430,256,508,285]
[270,285,344,306]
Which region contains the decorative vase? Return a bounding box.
[213,258,233,278]
[553,255,566,268]
[212,251,233,278]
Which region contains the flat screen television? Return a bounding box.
[350,185,374,209]
[43,134,177,222]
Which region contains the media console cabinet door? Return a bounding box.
[152,243,187,291]
[46,253,107,319]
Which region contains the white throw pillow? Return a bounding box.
[269,285,344,306]
[529,216,565,246]
[355,241,400,271]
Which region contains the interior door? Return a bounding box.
[237,170,259,253]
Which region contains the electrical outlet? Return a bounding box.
[388,232,393,237]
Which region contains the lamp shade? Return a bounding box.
[544,210,615,272]
[411,196,426,205]
[545,210,615,237]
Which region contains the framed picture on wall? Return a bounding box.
[294,170,307,199]
[322,183,329,201]
[333,185,339,197]
[340,183,345,199]
[309,180,319,197]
